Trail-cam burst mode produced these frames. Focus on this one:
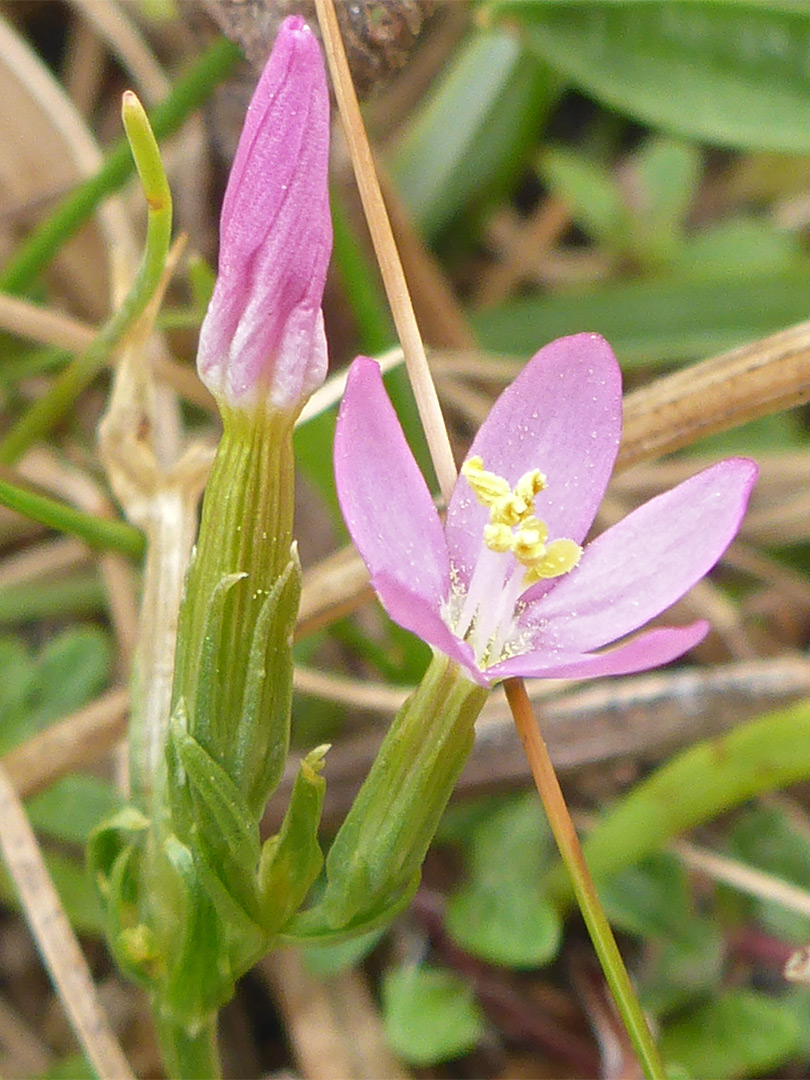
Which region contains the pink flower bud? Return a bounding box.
[197,16,332,413]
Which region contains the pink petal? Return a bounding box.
[334,358,451,633]
[523,458,757,654]
[373,573,487,686]
[487,621,709,681]
[197,16,331,411]
[445,334,621,586]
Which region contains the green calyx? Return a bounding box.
[286,652,489,941]
[132,406,300,814]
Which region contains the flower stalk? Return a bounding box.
[504,678,667,1080]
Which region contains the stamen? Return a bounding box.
[448,456,583,669]
[514,468,546,503]
[461,456,511,506]
[483,522,513,552]
[523,538,582,584]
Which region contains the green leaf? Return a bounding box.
[382,964,485,1066]
[505,2,810,153]
[0,849,105,935]
[37,1053,95,1080]
[0,473,145,557]
[0,629,111,752]
[661,990,801,1078]
[28,628,111,730]
[158,834,235,1027]
[472,270,810,369]
[640,920,726,1017]
[392,27,558,237]
[27,775,123,845]
[599,853,694,941]
[445,792,561,967]
[542,137,702,267]
[729,805,810,944]
[542,146,625,240]
[547,700,810,906]
[672,218,805,281]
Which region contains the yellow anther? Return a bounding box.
[512,522,548,566]
[514,468,546,505]
[490,492,527,527]
[484,522,513,552]
[523,538,582,584]
[461,456,511,506]
[519,515,548,544]
[464,455,581,589]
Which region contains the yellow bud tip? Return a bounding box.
[121,89,143,121]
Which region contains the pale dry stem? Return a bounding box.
[314,0,458,503]
[0,759,135,1079]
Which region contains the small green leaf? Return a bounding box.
[37,1053,95,1080]
[547,700,810,907]
[0,850,105,936]
[541,147,625,246]
[729,805,810,943]
[0,629,111,753]
[672,218,805,280]
[382,964,485,1066]
[661,990,801,1078]
[185,571,247,754]
[446,793,561,967]
[599,853,694,941]
[640,919,726,1017]
[27,775,123,845]
[158,834,235,1026]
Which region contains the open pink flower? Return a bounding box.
[334,334,757,688]
[197,15,331,413]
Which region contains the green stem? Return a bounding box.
[0,37,240,296]
[0,92,173,467]
[0,471,145,558]
[154,1011,220,1080]
[503,678,666,1080]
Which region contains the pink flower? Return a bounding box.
[197,15,332,413]
[334,334,757,688]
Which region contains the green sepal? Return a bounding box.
[234,548,301,816]
[88,807,155,987]
[280,871,421,946]
[88,805,150,894]
[184,570,247,755]
[258,744,328,932]
[167,712,262,923]
[156,833,235,1027]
